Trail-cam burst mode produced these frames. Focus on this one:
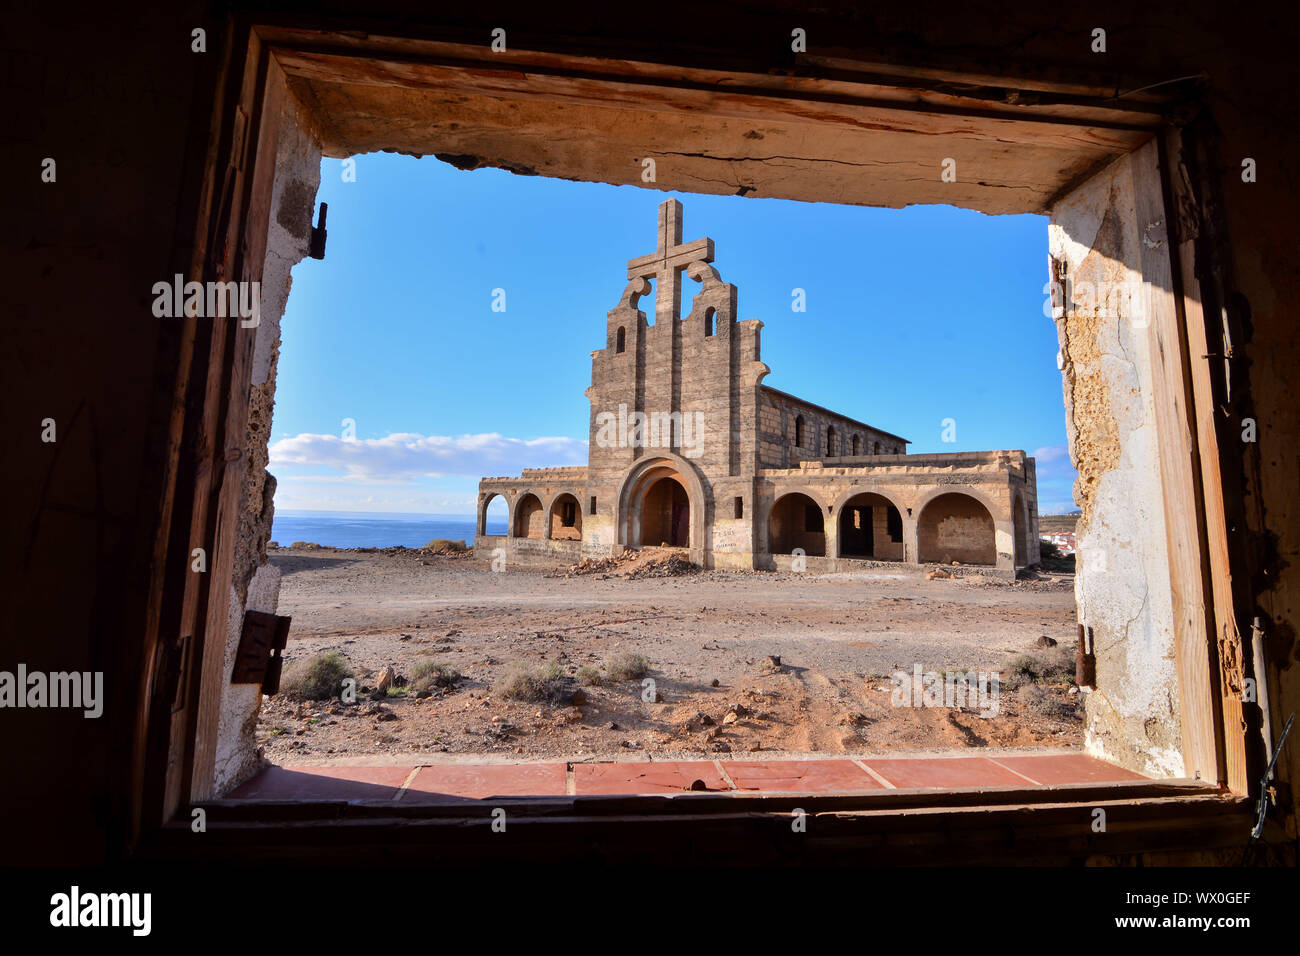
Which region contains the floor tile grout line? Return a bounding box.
[393,765,424,802]
[984,756,1043,786]
[853,759,896,789]
[713,760,739,791]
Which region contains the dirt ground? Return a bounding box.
[257,546,1083,765]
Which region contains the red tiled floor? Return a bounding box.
[987,753,1148,785]
[225,765,412,801]
[861,757,1033,789]
[400,763,568,802]
[574,760,727,795]
[225,752,1150,801]
[721,759,884,792]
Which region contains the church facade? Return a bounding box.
[477,200,1040,576]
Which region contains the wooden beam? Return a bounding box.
[1131,138,1222,784]
[1162,127,1253,794]
[271,47,1156,152]
[251,25,1179,119]
[149,787,1247,866]
[188,55,291,803]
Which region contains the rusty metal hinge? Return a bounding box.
[1076,623,1096,689]
[232,610,291,694]
[309,202,328,260]
[152,633,191,716]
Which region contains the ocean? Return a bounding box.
[270,510,505,549]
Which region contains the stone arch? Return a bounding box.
[478,492,509,536]
[547,491,583,541]
[703,306,716,336]
[615,326,626,353]
[834,488,906,560]
[913,484,1005,524]
[768,490,827,557]
[512,492,544,539]
[917,491,997,566]
[615,452,706,559]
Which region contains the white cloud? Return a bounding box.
[1031,444,1071,464]
[268,431,588,478]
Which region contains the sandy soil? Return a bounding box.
[257,547,1083,764]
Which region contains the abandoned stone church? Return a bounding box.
[478,199,1040,575]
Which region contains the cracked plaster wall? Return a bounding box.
[1049,146,1183,777]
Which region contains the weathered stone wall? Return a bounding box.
[918,495,997,565]
[582,210,770,561]
[758,386,907,469]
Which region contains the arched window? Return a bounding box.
[615,327,626,353]
[794,414,805,448]
[851,435,861,456]
[704,307,715,337]
[826,425,836,456]
[873,440,882,455]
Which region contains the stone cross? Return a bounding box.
[626,198,714,323]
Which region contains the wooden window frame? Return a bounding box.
[129,19,1262,862]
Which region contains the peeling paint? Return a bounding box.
[1051,150,1183,777]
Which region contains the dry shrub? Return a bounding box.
[409,660,461,693]
[604,653,652,682]
[280,651,354,700]
[424,538,468,552]
[1021,684,1082,721]
[496,661,573,703]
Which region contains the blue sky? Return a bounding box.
[270,153,1078,516]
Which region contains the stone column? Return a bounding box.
[902,514,920,564]
[824,505,840,560]
[994,518,1016,575]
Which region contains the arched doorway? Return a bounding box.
[837,492,904,560]
[768,492,825,556]
[548,492,583,541]
[479,492,508,536]
[513,493,544,539]
[917,492,995,565]
[617,455,704,555]
[639,475,690,547]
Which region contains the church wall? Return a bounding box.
[758,388,907,469]
[584,213,769,558]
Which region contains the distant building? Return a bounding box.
[1042,532,1077,555]
[478,200,1040,575]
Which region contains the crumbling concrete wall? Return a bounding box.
[1050,148,1183,777]
[212,89,322,795]
[918,496,996,566]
